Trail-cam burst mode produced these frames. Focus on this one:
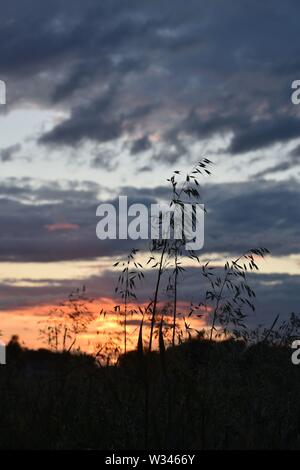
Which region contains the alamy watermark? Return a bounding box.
[0,340,6,365]
[0,80,6,105]
[291,339,300,365]
[291,80,300,105]
[96,196,204,250]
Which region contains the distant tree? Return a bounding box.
[7,334,23,359]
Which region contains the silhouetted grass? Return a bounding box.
[1,162,297,450]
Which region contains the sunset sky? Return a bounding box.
[0,0,299,350]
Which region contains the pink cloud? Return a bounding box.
[44,223,79,232]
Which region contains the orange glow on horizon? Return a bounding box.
[0,296,209,355]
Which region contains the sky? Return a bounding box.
[0,0,299,351]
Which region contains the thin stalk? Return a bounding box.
[172,251,178,347]
[124,258,129,355]
[149,240,167,352]
[63,326,68,351]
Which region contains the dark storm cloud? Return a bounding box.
[228,117,300,155]
[123,178,300,257]
[131,136,152,155]
[204,180,300,256]
[0,177,298,263]
[1,0,300,159]
[0,179,155,262]
[39,89,123,146]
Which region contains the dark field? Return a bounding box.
[1,337,299,450]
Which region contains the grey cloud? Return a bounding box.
[131,136,152,155]
[229,117,300,155]
[91,150,117,171]
[0,179,154,262]
[0,144,21,162]
[204,180,300,256]
[253,142,300,178]
[290,144,300,157]
[0,177,298,263]
[39,86,123,147]
[122,178,300,258]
